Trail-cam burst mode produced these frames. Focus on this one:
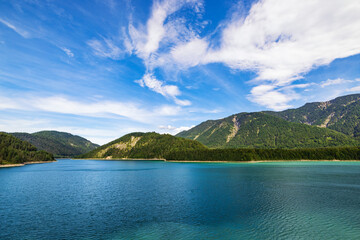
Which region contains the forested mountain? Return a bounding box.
[266,94,360,137]
[0,132,54,165]
[176,112,359,149]
[11,131,99,157]
[78,132,207,159]
[167,147,360,162]
[78,131,360,162]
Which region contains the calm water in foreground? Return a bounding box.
[1,160,360,239]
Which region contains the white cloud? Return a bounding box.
[174,98,191,106]
[320,78,355,88]
[126,0,202,105]
[155,0,360,110]
[85,0,360,110]
[127,0,177,60]
[348,86,360,92]
[136,73,180,97]
[87,38,122,60]
[136,73,191,106]
[169,38,208,68]
[0,95,181,123]
[0,18,29,38]
[209,0,360,82]
[158,124,194,135]
[128,0,202,60]
[248,84,299,111]
[141,1,171,57]
[158,125,177,130]
[218,0,360,109]
[61,47,74,58]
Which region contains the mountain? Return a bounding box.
[11,131,99,157]
[0,132,54,165]
[266,94,360,137]
[176,112,359,149]
[79,132,207,159]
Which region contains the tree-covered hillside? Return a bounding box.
[176,112,359,149]
[78,132,207,159]
[166,147,360,161]
[11,131,99,157]
[266,94,360,137]
[77,131,360,162]
[0,132,54,165]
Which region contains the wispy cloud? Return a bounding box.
[61,47,74,58]
[0,95,181,123]
[247,83,312,111]
[158,124,194,134]
[136,73,191,106]
[87,38,123,60]
[128,0,203,61]
[0,118,49,133]
[320,78,358,88]
[126,0,203,105]
[248,85,296,111]
[3,0,359,116]
[348,86,360,92]
[0,18,29,38]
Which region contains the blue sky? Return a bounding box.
[1,0,360,144]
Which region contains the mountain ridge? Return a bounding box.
[11,130,99,157]
[266,94,360,137]
[177,94,360,149]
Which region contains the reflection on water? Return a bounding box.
[1,160,360,239]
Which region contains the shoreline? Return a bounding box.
[74,158,360,163]
[165,159,360,163]
[0,160,57,168]
[74,158,166,161]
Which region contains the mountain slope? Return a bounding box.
[266,94,360,137]
[79,132,207,159]
[176,112,359,149]
[0,132,54,165]
[11,131,99,157]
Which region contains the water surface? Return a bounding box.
[1,159,360,239]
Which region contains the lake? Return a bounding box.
[1,159,360,239]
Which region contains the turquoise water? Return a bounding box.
[1,160,360,239]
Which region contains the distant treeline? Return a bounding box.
[0,132,54,165]
[165,147,360,161]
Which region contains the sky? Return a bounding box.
[1,0,360,144]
